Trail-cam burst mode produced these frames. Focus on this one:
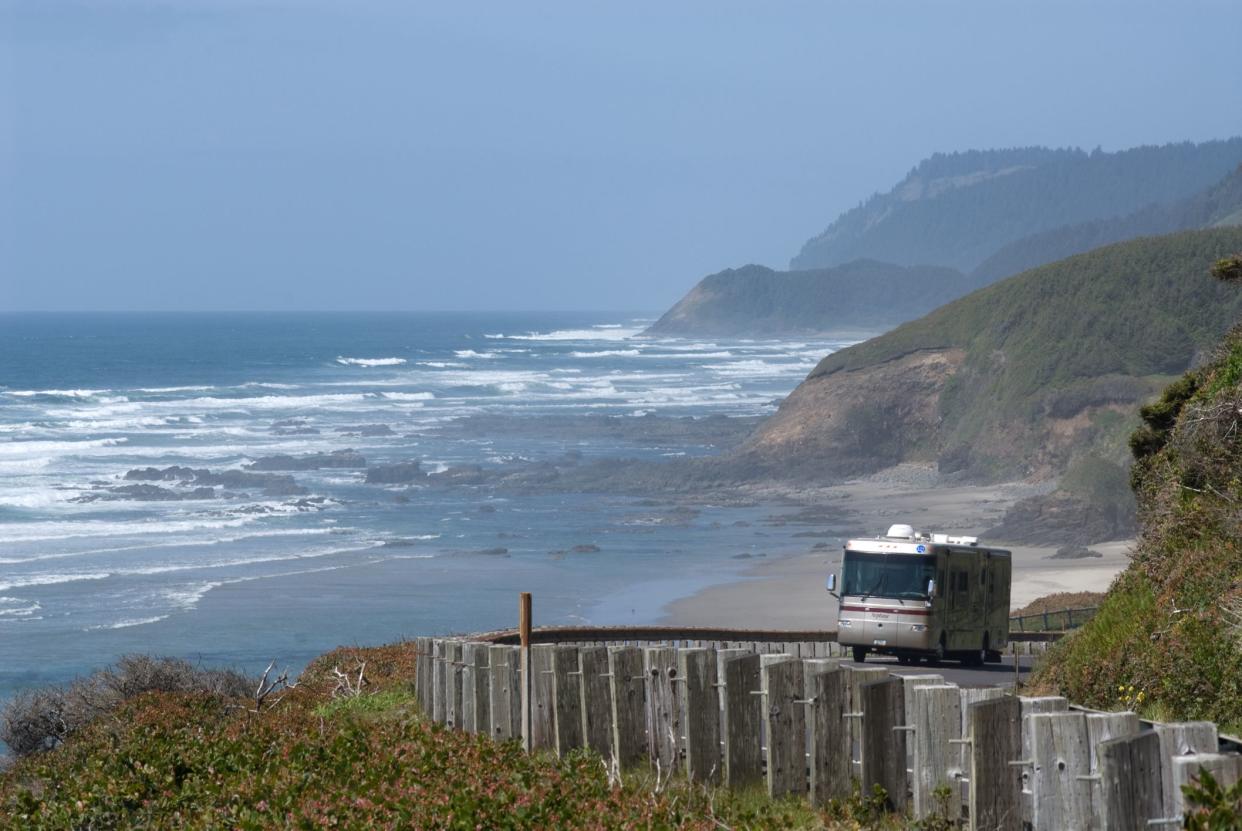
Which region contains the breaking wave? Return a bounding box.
[337,356,408,367]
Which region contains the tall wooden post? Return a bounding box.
[519,591,532,752]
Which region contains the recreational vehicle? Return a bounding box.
[826,524,1010,665]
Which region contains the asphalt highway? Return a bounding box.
[844,654,1038,687]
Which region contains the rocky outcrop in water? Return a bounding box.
[123,465,307,496]
[245,450,366,471]
[365,461,424,484]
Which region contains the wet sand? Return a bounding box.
[660,467,1131,627]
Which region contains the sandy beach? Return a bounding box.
[660,466,1132,628]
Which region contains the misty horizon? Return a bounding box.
[4,0,1242,312]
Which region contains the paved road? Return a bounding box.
[843,654,1037,687]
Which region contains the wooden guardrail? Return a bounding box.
[409,630,1242,830]
[473,624,1065,648]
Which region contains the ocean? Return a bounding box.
[0,312,857,702]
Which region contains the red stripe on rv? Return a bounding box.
[839,605,930,616]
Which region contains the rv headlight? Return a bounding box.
[839,619,852,628]
[909,624,926,632]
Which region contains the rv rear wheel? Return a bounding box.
[852,646,867,663]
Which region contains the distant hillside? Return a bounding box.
[745,228,1242,495]
[1035,304,1242,726]
[643,260,971,337]
[972,163,1242,283]
[791,140,1242,272]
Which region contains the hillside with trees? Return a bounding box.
[791,139,1242,273]
[741,228,1242,541]
[643,260,971,337]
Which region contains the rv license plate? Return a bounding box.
[872,639,887,646]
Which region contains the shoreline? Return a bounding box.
[657,466,1132,628]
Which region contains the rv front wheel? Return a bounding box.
[852,646,867,663]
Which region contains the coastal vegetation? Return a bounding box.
[1034,279,1242,727]
[0,645,907,830]
[744,227,1242,541]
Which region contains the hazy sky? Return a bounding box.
[3,0,1241,312]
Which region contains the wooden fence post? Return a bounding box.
[414,636,432,714]
[1085,711,1139,828]
[804,658,849,805]
[459,642,482,733]
[679,648,721,783]
[896,672,945,781]
[1172,753,1242,823]
[432,639,447,725]
[958,687,1005,815]
[1155,721,1218,820]
[1028,711,1091,830]
[608,646,646,768]
[645,646,681,771]
[528,644,556,751]
[722,651,763,789]
[1019,695,1068,822]
[552,645,584,757]
[488,644,517,740]
[1098,731,1163,831]
[846,666,890,782]
[911,684,962,822]
[861,675,907,812]
[579,646,613,758]
[969,695,1023,831]
[762,656,806,799]
[445,640,464,730]
[519,592,532,752]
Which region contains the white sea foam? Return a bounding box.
[0,597,42,618]
[84,616,168,631]
[0,573,111,592]
[488,326,643,342]
[379,391,435,402]
[134,386,216,394]
[568,349,641,358]
[337,357,408,367]
[417,361,467,369]
[7,389,107,398]
[0,437,128,459]
[453,350,499,359]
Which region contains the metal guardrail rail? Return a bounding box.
[1009,606,1099,632]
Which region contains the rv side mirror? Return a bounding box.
[927,578,936,598]
[825,573,837,593]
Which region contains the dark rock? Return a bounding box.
[474,547,509,556]
[246,450,366,471]
[365,461,424,484]
[1050,545,1104,560]
[478,504,497,513]
[122,465,307,497]
[571,544,600,554]
[72,483,217,503]
[336,424,396,437]
[427,465,486,486]
[987,492,1136,546]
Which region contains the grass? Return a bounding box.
[0,643,913,830]
[1033,324,1242,729]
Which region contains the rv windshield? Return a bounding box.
[841,551,935,600]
